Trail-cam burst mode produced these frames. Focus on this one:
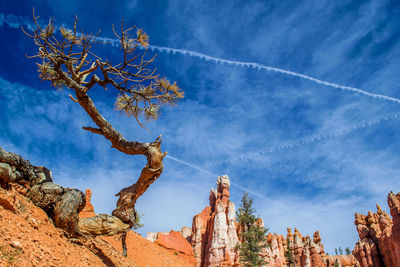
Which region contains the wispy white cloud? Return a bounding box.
[2,12,400,105]
[243,111,400,156]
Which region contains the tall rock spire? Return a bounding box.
[191,175,240,267]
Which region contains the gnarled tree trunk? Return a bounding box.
[67,80,166,228]
[0,146,133,237]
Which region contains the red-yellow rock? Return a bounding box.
[187,175,354,267]
[155,230,195,256]
[78,189,96,219]
[191,205,213,265]
[190,175,240,267]
[325,255,359,267]
[103,230,196,266]
[353,192,400,267]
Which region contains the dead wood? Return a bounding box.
[78,214,131,236]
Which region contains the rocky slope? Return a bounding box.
[0,179,196,266]
[0,186,137,267]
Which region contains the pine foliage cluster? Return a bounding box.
[285,240,295,267]
[236,192,269,267]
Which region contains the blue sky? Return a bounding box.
[1,0,400,253]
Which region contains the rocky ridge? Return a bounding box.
[0,186,137,267]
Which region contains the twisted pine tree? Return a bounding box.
[23,10,183,230]
[236,192,269,267]
[22,10,183,256]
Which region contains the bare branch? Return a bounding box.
[82,126,103,135]
[69,94,79,103]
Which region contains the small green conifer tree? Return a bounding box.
[236,192,269,267]
[285,239,295,267]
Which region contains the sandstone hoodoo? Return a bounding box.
[352,192,400,267]
[162,174,360,267]
[79,189,96,219]
[192,175,240,266]
[148,175,241,266]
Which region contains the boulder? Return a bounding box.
[155,230,194,256]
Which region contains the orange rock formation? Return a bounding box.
[79,189,96,219]
[353,192,400,267]
[190,175,240,267]
[103,231,196,267]
[156,230,194,255]
[185,175,360,267]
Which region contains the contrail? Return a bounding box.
[2,13,400,104]
[263,112,400,154]
[165,155,217,177]
[1,13,270,200]
[232,112,400,162]
[165,155,268,200]
[0,13,34,29]
[147,45,400,104]
[229,181,268,200]
[168,112,400,178]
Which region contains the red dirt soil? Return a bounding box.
[0,186,195,266]
[103,232,196,267]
